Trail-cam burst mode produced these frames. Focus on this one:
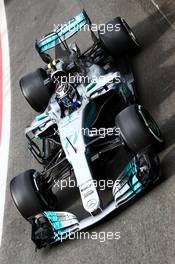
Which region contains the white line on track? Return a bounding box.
[150,0,175,31]
[0,0,11,246]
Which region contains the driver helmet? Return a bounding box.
[56,82,78,108]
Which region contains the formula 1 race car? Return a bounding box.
[10,10,164,249]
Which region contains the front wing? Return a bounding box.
[31,147,160,249]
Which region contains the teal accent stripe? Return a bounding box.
[44,211,64,240]
[86,82,96,91]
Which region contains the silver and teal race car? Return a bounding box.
[10,10,164,249]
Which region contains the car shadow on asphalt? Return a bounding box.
[132,2,175,107]
[131,2,175,179]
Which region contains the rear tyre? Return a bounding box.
[20,68,53,112]
[99,17,140,58]
[115,104,164,153]
[10,170,49,219]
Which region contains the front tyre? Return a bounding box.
[10,170,55,219]
[115,104,164,153]
[20,68,53,113]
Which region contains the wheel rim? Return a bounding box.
[138,105,164,143]
[121,18,140,47]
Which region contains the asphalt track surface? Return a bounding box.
[1,0,175,263]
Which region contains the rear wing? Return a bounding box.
[35,10,91,54]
